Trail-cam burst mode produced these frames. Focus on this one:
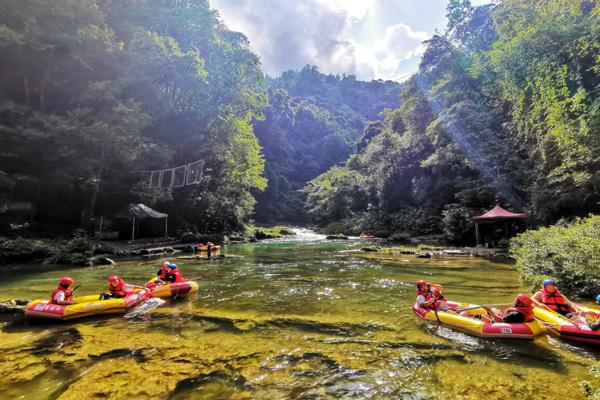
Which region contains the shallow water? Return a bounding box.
[0,232,598,399]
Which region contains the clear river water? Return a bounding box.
[0,229,598,399]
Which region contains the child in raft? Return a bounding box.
[100,275,131,299]
[415,280,454,311]
[156,262,183,284]
[50,276,76,305]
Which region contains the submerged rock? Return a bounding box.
[0,299,28,314]
[326,234,349,240]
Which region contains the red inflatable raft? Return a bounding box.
[534,306,600,346]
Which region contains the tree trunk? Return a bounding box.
[89,180,100,218]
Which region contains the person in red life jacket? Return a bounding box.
[50,276,76,305]
[482,294,535,323]
[532,279,578,317]
[100,275,132,299]
[415,280,452,311]
[156,262,182,284]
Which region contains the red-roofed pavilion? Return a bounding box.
[473,204,527,246]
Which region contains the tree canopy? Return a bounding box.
[303,0,600,242]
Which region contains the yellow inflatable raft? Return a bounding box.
[25,288,150,320]
[196,244,220,252]
[413,300,547,340]
[145,277,199,299]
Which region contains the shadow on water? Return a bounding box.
[418,323,567,372]
[30,327,83,354]
[169,370,249,400]
[132,312,393,337]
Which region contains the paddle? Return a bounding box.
[453,303,513,313]
[433,305,441,326]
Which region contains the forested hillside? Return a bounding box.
[252,66,401,223]
[0,0,267,235]
[304,0,600,242]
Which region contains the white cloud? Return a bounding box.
[210,0,430,81]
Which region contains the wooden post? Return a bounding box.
[475,222,481,247]
[164,217,168,239]
[99,216,104,232]
[131,217,136,241]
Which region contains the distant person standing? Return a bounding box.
[207,241,212,258]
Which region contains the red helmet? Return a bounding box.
[59,276,74,287]
[515,293,533,307]
[108,275,122,286]
[416,280,428,288]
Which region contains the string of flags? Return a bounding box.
[143,159,204,189]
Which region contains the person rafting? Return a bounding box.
[532,279,578,317]
[482,294,535,323]
[100,275,131,299]
[415,280,452,311]
[50,276,76,305]
[156,262,182,283]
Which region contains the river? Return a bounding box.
[0,229,598,399]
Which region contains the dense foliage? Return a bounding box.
[510,215,600,297]
[0,0,267,235]
[253,67,401,223]
[303,0,600,242]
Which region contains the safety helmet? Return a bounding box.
[59,276,74,288]
[416,280,427,288]
[542,279,556,287]
[108,275,121,286]
[167,262,177,269]
[515,293,533,307]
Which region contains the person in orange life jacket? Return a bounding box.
[156,262,182,283]
[50,276,76,305]
[100,275,131,299]
[482,294,535,323]
[415,280,452,311]
[532,279,578,317]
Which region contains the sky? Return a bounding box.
[211,0,492,82]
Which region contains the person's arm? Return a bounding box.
[561,294,581,312]
[482,306,504,322]
[53,291,75,305]
[531,292,551,310]
[416,294,431,307]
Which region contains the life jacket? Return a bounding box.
[503,306,535,322]
[109,280,129,297]
[538,288,573,314]
[416,288,446,310]
[50,287,73,305]
[158,268,182,283]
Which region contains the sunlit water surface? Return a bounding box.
[0,230,598,399]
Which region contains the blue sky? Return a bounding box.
[211,0,492,81]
